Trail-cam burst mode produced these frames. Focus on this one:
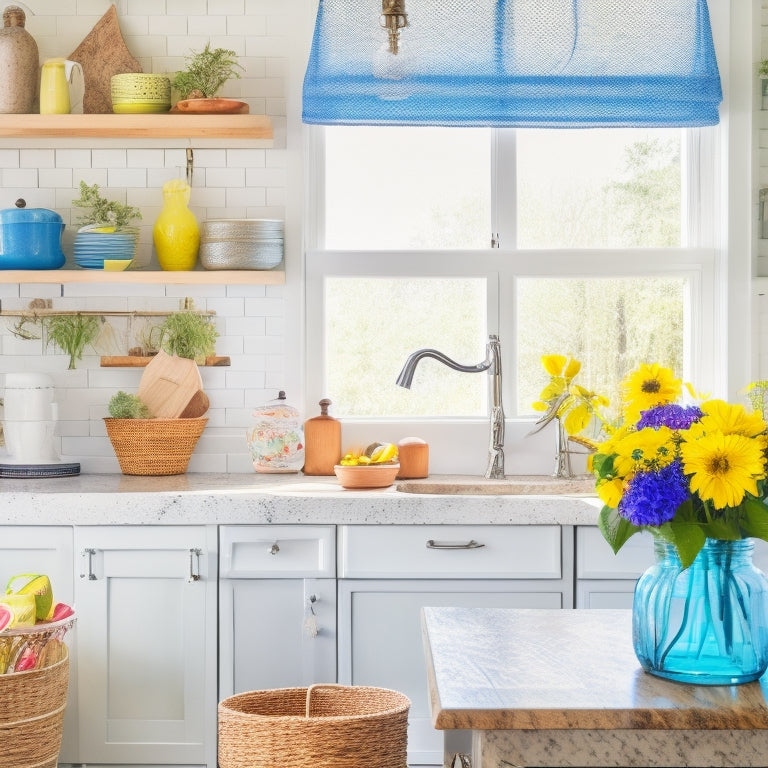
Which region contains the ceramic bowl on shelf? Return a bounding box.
[333,463,400,490]
[111,73,171,114]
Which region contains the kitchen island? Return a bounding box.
[422,606,768,767]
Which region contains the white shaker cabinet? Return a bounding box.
[337,524,573,768]
[218,525,336,699]
[576,527,768,608]
[73,525,218,767]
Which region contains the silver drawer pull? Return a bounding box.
[426,539,485,550]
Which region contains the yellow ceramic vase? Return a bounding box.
[153,178,200,270]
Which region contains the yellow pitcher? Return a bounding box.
[39,58,83,114]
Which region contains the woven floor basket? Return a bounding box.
[104,417,207,475]
[0,643,69,768]
[218,684,410,768]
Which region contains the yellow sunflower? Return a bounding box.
[680,431,766,509]
[612,425,676,478]
[693,399,768,439]
[621,363,681,424]
[596,476,626,508]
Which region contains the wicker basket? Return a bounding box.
[0,643,69,768]
[104,417,207,475]
[218,684,410,768]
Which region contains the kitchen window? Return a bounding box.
[305,124,718,437]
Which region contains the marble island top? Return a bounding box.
[0,473,602,526]
[422,607,768,767]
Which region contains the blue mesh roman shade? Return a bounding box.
[302,0,722,128]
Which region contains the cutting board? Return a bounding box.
[137,350,205,419]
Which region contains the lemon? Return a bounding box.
[370,442,398,463]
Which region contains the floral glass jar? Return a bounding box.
[246,391,305,473]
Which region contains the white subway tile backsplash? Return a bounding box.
[0,1,292,472]
[20,149,56,169]
[4,168,38,187]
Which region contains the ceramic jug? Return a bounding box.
[153,178,200,270]
[0,6,39,114]
[40,58,85,114]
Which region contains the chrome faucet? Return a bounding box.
[396,334,505,479]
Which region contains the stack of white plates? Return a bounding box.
[200,219,284,270]
[74,229,136,270]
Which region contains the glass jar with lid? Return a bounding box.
[246,391,305,473]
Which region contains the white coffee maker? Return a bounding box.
[0,372,80,477]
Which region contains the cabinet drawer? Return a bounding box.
[338,525,562,579]
[577,526,654,579]
[220,525,335,578]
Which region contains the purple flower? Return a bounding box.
[618,460,689,527]
[637,404,703,431]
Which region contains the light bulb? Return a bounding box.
[373,39,415,101]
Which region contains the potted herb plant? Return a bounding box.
[155,310,219,364]
[71,181,143,268]
[170,43,244,112]
[72,181,142,232]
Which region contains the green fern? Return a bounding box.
[171,44,243,99]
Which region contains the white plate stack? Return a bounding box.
[199,219,284,270]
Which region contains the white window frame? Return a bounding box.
[304,124,726,478]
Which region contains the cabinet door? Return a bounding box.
[0,526,78,763]
[74,525,217,767]
[219,577,337,699]
[338,579,564,768]
[219,525,337,699]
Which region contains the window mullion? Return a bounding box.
[493,129,518,250]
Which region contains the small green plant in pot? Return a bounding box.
[152,311,219,364]
[108,391,153,419]
[170,43,243,100]
[72,181,142,232]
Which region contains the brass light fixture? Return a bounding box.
[379,0,408,55]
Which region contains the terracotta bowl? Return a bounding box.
[334,463,400,490]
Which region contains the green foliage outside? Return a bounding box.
[326,135,685,419]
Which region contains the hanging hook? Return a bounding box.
[186,147,194,186]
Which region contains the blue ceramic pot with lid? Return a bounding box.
[0,198,65,269]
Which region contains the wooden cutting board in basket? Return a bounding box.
[137,350,206,419]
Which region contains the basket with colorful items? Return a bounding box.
[0,574,75,675]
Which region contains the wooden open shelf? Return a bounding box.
[0,114,273,143]
[0,268,285,286]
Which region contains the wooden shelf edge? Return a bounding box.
[0,269,285,285]
[100,356,230,367]
[0,113,273,141]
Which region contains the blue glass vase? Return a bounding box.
[633,538,768,685]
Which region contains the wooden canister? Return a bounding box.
[303,398,341,476]
[397,437,429,479]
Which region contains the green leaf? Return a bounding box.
[598,506,640,554]
[590,453,614,479]
[663,521,706,568]
[740,497,768,542]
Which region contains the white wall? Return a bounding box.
[0,0,305,473]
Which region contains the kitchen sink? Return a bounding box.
[396,474,595,495]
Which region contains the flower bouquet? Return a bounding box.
[590,363,768,684]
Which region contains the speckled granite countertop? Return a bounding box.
[0,473,602,526]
